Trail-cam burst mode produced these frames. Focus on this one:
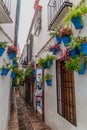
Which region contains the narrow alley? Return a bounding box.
[8,88,51,130]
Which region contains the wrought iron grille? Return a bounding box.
[47,0,71,29]
[1,0,11,14]
[56,61,77,126]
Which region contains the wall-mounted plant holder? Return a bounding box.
[8,52,16,60]
[11,71,16,79]
[56,35,61,44]
[0,48,5,56]
[1,68,9,76]
[80,43,87,56]
[62,36,71,46]
[13,61,18,66]
[70,48,78,58]
[78,63,86,75]
[52,48,57,55]
[71,16,83,29]
[46,79,52,86]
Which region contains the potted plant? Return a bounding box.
[44,72,52,86]
[62,1,87,29]
[47,44,60,55]
[38,58,46,69]
[65,56,87,74]
[13,57,18,66]
[59,27,72,46]
[24,67,33,79]
[0,42,7,56]
[73,36,87,56]
[0,62,11,76]
[12,68,24,86]
[50,27,61,44]
[7,46,17,60]
[45,55,56,68]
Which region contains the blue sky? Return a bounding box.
[18,0,35,53]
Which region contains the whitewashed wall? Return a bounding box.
[0,0,17,43]
[33,0,87,130]
[0,0,17,130]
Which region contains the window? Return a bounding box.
[56,60,77,126]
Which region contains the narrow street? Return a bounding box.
[8,90,51,130]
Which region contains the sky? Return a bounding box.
[18,0,35,53]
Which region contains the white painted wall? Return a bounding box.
[0,0,17,130]
[32,0,87,130]
[0,0,17,42]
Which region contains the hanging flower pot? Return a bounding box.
[31,69,35,75]
[1,68,9,76]
[46,61,53,68]
[52,48,57,55]
[13,61,18,66]
[0,48,5,56]
[56,35,61,44]
[8,52,16,60]
[11,71,16,79]
[71,16,83,29]
[46,79,52,86]
[7,46,17,60]
[62,36,71,46]
[69,48,78,58]
[80,43,87,56]
[78,63,86,75]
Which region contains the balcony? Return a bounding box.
[0,0,12,23]
[48,0,72,30]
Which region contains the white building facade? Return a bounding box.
[25,0,87,130]
[0,0,20,129]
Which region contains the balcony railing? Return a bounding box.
[1,0,11,14]
[0,0,12,23]
[48,0,72,30]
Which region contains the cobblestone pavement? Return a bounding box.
[8,92,51,130]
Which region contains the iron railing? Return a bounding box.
[48,0,69,29]
[1,0,11,14]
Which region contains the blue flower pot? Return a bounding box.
[31,70,35,74]
[56,35,61,44]
[71,16,83,29]
[62,36,71,46]
[8,52,16,60]
[46,61,53,68]
[46,79,52,86]
[13,61,18,66]
[52,48,57,55]
[70,48,78,58]
[78,63,86,75]
[1,68,9,76]
[0,48,5,56]
[80,43,87,56]
[11,72,16,79]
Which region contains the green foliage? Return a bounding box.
[45,55,56,62]
[38,55,56,68]
[38,58,46,68]
[0,42,7,48]
[24,67,32,78]
[12,67,24,86]
[65,57,81,72]
[50,27,60,37]
[62,1,87,25]
[44,72,52,80]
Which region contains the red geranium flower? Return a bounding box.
[7,46,18,54]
